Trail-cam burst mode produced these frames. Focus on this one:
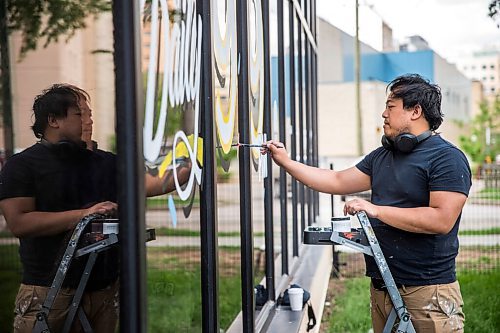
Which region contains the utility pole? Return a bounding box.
[355,0,363,156]
[0,0,14,158]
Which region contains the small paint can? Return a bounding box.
[331,216,351,232]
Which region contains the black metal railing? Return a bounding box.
[112,0,318,332]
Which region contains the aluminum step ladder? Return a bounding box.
[32,214,155,333]
[303,211,416,333]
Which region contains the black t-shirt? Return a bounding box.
[0,143,118,289]
[356,135,471,286]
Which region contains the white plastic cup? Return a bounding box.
[331,216,351,232]
[288,287,304,311]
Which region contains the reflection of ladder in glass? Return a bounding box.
[304,211,416,333]
[32,214,155,333]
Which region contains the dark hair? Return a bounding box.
[31,84,90,139]
[387,74,443,131]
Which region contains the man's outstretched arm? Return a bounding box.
[265,140,371,195]
[145,161,192,197]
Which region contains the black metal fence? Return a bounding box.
[0,1,318,331]
[113,0,319,332]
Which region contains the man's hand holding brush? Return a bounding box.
[261,140,287,167]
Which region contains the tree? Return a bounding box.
[7,0,111,58]
[458,97,500,166]
[489,0,500,28]
[1,0,111,158]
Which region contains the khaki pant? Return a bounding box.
[13,281,119,333]
[370,281,464,333]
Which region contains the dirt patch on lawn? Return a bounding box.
[457,247,500,271]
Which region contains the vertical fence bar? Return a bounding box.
[288,2,299,257]
[198,0,220,331]
[297,21,306,239]
[312,0,319,219]
[262,0,276,302]
[305,27,313,227]
[112,1,147,332]
[277,0,289,274]
[311,60,317,218]
[236,0,255,330]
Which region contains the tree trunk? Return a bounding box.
[0,0,14,159]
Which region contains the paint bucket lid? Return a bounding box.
[331,216,351,232]
[331,216,350,221]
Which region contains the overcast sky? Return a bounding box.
[316,0,500,64]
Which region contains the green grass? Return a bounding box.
[0,230,14,238]
[0,245,243,332]
[0,245,21,330]
[154,227,203,237]
[146,246,243,332]
[459,269,500,332]
[2,243,499,332]
[327,269,500,333]
[459,228,500,236]
[474,188,500,200]
[146,196,200,209]
[327,277,371,333]
[147,268,241,332]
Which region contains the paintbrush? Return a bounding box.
[216,143,284,149]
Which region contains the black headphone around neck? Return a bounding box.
[39,138,88,158]
[381,130,432,153]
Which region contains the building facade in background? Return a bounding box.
[317,18,472,159]
[455,50,500,98]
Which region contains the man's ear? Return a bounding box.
[411,105,423,120]
[47,114,60,129]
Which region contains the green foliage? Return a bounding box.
[489,0,500,28]
[217,145,238,166]
[458,98,500,164]
[108,134,116,154]
[215,147,238,181]
[7,0,111,58]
